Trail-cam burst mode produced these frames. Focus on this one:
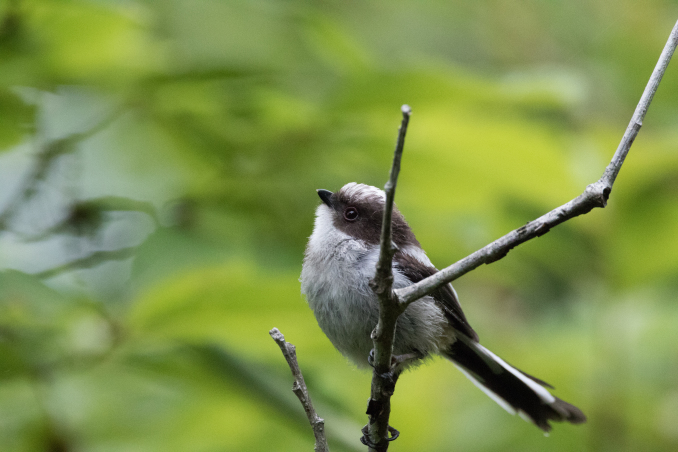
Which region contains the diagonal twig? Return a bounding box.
[395,19,678,307]
[269,328,329,452]
[366,19,678,451]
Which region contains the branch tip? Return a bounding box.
[269,328,330,452]
[269,327,284,342]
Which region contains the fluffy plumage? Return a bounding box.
[300,182,586,432]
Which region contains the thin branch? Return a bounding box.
[365,105,411,452]
[396,19,678,307]
[602,20,678,187]
[364,19,678,451]
[269,328,329,452]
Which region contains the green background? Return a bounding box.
[1,1,678,450]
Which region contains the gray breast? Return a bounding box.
[301,239,449,368]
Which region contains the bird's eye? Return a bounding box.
[343,207,359,222]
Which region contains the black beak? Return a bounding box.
[317,189,334,208]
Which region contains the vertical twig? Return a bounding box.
[365,105,411,451]
[269,328,329,452]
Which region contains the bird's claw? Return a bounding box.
[360,424,400,447]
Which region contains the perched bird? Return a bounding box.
[300,182,586,432]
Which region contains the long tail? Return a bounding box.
[445,335,586,433]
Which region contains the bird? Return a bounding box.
[300,182,586,433]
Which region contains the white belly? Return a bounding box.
[301,237,448,367]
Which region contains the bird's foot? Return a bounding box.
[360,424,400,447]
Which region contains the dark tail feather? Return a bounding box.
[445,336,586,433]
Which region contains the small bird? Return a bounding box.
[300,182,586,433]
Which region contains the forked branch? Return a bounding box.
[396,19,678,306]
[367,19,678,451]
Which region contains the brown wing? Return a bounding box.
[394,252,479,341]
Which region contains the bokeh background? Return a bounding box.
[1,1,678,451]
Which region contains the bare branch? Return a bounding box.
[371,104,412,318]
[365,105,411,451]
[361,20,678,450]
[269,328,329,452]
[602,20,678,187]
[396,19,678,307]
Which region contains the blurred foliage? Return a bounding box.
[1,0,678,451]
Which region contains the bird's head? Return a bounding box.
[313,182,419,248]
